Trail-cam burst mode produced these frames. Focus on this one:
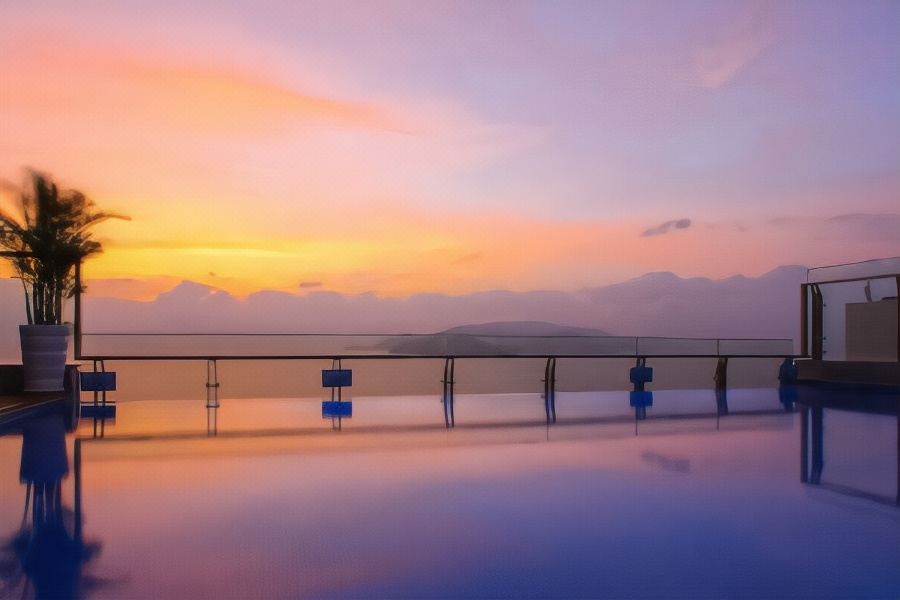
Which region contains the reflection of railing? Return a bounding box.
[77,406,793,444]
[796,384,900,505]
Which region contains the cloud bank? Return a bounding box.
[0,265,807,360]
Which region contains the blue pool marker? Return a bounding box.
[322,359,352,429]
[80,368,117,419]
[629,357,653,392]
[322,369,352,388]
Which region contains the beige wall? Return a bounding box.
[846,299,898,362]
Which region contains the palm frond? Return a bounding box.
[0,169,128,324]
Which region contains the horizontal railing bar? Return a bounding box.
[79,332,793,342]
[806,272,900,286]
[76,354,802,361]
[808,255,900,272]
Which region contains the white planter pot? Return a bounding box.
[19,324,70,392]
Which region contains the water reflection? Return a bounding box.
[207,384,219,436]
[1,387,896,598]
[207,406,218,437]
[322,400,352,431]
[629,390,652,435]
[715,388,729,417]
[0,410,102,599]
[797,384,900,505]
[778,384,797,412]
[641,450,691,473]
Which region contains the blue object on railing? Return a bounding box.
[322,401,352,418]
[80,371,116,392]
[322,369,352,388]
[778,358,798,384]
[629,366,653,385]
[629,391,653,408]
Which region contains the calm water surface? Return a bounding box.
[1,388,897,599]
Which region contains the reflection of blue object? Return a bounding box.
[80,371,116,391]
[81,403,117,419]
[629,391,653,408]
[322,369,352,388]
[322,401,352,418]
[630,366,653,385]
[778,385,797,411]
[20,414,68,484]
[715,389,729,415]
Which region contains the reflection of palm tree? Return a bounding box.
[2,483,102,599]
[0,413,103,599]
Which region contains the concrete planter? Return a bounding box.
[19,324,70,392]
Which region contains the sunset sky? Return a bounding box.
[1,0,899,299]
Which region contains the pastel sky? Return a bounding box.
[1,0,899,299]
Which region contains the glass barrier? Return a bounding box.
[636,337,717,356]
[78,333,793,358]
[718,338,795,356]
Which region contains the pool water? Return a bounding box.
[1,388,898,599]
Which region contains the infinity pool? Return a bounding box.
[1,388,898,599]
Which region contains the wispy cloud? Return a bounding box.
[694,1,776,88]
[642,219,692,237]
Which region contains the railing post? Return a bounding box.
[543,357,557,424]
[442,357,455,428]
[714,357,728,391]
[895,276,899,363]
[800,283,809,357]
[206,360,220,408]
[810,284,824,360]
[449,358,455,426]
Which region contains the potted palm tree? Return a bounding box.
[0,170,124,391]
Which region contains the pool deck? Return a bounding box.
[0,364,80,431]
[798,359,900,387]
[0,392,70,431]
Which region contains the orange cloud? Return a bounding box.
[0,34,404,135]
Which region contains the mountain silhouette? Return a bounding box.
[0,266,806,359]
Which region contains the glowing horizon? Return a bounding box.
[2,1,898,299]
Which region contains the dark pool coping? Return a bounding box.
[0,394,71,433]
